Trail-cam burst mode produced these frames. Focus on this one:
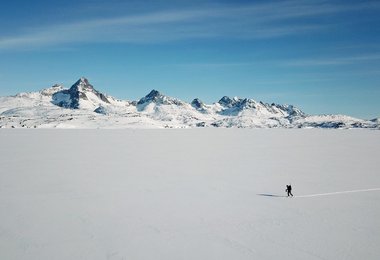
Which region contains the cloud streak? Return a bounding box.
[0,0,379,50]
[281,54,380,66]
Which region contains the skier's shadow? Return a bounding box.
[257,193,287,198]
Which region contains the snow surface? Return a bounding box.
[0,129,379,260]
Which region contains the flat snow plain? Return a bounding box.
[0,129,379,260]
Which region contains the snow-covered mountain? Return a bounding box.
[52,77,111,109]
[0,78,378,129]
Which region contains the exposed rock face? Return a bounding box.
[218,96,240,108]
[137,89,184,106]
[191,98,206,110]
[217,96,305,118]
[40,85,64,96]
[52,77,110,109]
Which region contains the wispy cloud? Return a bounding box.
[167,53,380,69]
[0,0,378,50]
[173,62,257,68]
[281,54,380,66]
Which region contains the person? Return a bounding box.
[286,184,293,197]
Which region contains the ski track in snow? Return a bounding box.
[295,188,380,198]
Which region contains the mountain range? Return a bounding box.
[0,77,378,129]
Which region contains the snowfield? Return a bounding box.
[0,129,379,260]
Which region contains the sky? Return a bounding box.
[0,0,379,119]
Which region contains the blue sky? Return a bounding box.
[0,0,379,119]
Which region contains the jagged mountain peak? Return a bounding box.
[218,96,233,106]
[216,96,306,118]
[52,77,110,109]
[147,89,161,98]
[218,96,258,109]
[218,96,243,107]
[273,104,305,117]
[137,89,184,106]
[140,89,163,102]
[138,89,162,105]
[70,77,94,92]
[191,98,206,110]
[40,84,65,96]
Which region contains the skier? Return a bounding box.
[286,184,293,197]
